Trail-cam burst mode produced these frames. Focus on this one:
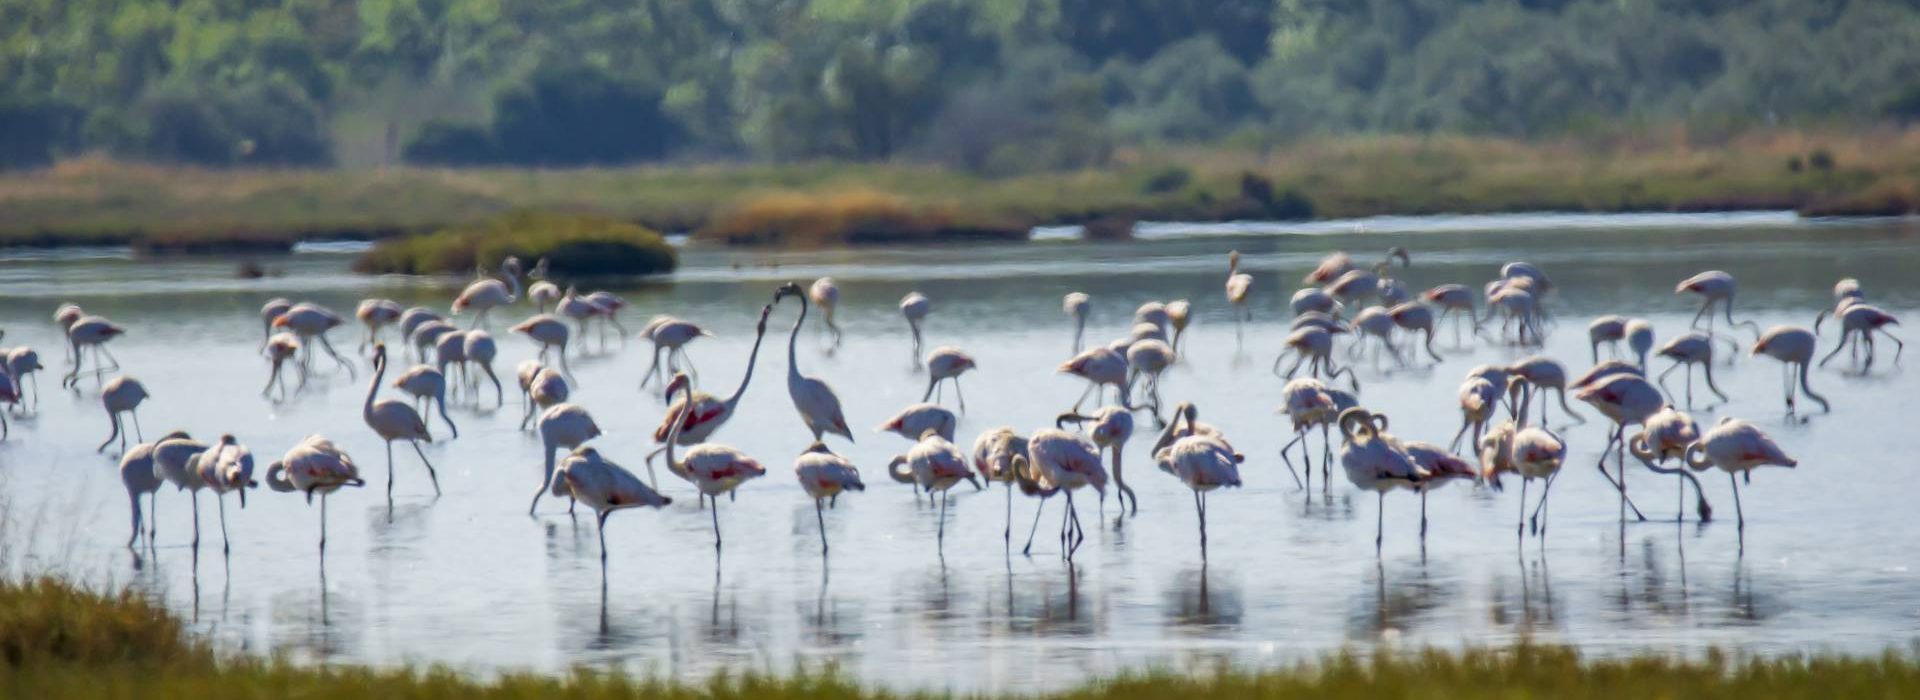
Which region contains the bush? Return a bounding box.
[355,211,677,276]
[698,189,1028,247]
[1809,148,1836,171]
[0,100,80,170]
[1142,166,1193,193]
[490,65,683,166]
[100,83,333,167]
[402,122,500,166]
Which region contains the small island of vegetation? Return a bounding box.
[353,210,676,277]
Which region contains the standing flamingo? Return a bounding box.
[96,376,148,455]
[1574,373,1665,523]
[1676,270,1762,339]
[1063,293,1090,354]
[774,283,854,444]
[545,447,671,565]
[923,346,976,411]
[1626,407,1712,523]
[452,258,523,328]
[153,434,212,548]
[529,402,601,515]
[356,299,404,351]
[194,435,256,556]
[795,442,863,554]
[1478,408,1567,538]
[1125,339,1174,422]
[1654,333,1729,406]
[1226,251,1253,338]
[262,333,303,400]
[1335,408,1424,553]
[463,330,504,406]
[640,316,710,388]
[810,278,843,347]
[393,364,458,439]
[1151,404,1241,560]
[646,305,775,482]
[1277,378,1337,490]
[1751,326,1830,415]
[259,298,292,350]
[1060,346,1131,411]
[900,292,931,362]
[1056,406,1136,517]
[264,435,365,553]
[510,314,573,378]
[970,428,1030,548]
[1685,418,1796,543]
[661,372,766,549]
[892,428,978,552]
[364,344,440,507]
[1399,440,1474,539]
[118,431,189,547]
[1023,428,1105,560]
[62,315,126,389]
[274,303,356,377]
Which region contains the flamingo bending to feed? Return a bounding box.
[393,364,458,439]
[274,303,356,377]
[356,299,404,351]
[264,435,366,553]
[795,442,863,554]
[970,428,1031,548]
[583,291,630,344]
[529,402,601,515]
[1625,319,1654,372]
[1751,326,1830,415]
[640,316,711,389]
[1022,428,1105,560]
[6,347,43,411]
[1450,377,1500,455]
[900,292,931,362]
[432,330,469,399]
[811,278,843,347]
[1477,408,1567,538]
[1166,300,1191,354]
[1151,403,1241,560]
[1126,339,1174,422]
[521,366,568,431]
[510,314,572,378]
[774,283,854,444]
[661,372,766,548]
[1056,406,1136,517]
[1277,378,1338,490]
[1348,306,1404,368]
[1676,270,1762,340]
[923,346,976,411]
[262,333,304,400]
[1063,293,1090,354]
[364,344,440,507]
[1060,346,1131,412]
[1685,418,1796,542]
[1627,407,1712,522]
[1387,302,1444,363]
[546,447,671,565]
[259,299,292,350]
[1588,315,1627,363]
[1817,303,1901,369]
[452,258,522,328]
[62,315,126,389]
[1274,326,1358,390]
[152,435,213,548]
[1574,373,1666,523]
[398,307,443,342]
[1508,355,1586,427]
[1654,332,1729,406]
[97,376,149,455]
[118,431,190,548]
[878,403,957,443]
[646,304,774,483]
[1421,284,1478,345]
[463,330,504,406]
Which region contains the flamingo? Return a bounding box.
[364,344,440,507]
[900,292,931,362]
[528,259,562,312]
[1483,286,1542,346]
[1654,333,1729,406]
[1276,378,1337,490]
[1685,418,1796,541]
[1574,373,1666,523]
[1478,409,1567,538]
[923,346,976,411]
[1400,440,1474,539]
[262,332,303,400]
[410,320,455,365]
[1274,326,1358,389]
[811,278,843,347]
[1226,251,1253,337]
[510,314,572,378]
[970,427,1031,548]
[1335,408,1424,553]
[1166,300,1192,355]
[452,257,523,328]
[1832,277,1863,301]
[640,316,710,389]
[521,366,569,431]
[1418,287,1477,339]
[1348,306,1404,368]
[1388,302,1444,363]
[891,428,978,552]
[1023,428,1105,560]
[1291,287,1338,315]
[1508,356,1586,427]
[194,435,256,556]
[1570,360,1643,392]
[1817,303,1901,369]
[61,315,125,389]
[529,402,601,515]
[646,305,775,480]
[1060,346,1131,411]
[356,299,404,351]
[118,431,189,547]
[264,435,365,552]
[1063,292,1090,354]
[96,376,148,455]
[1676,270,1762,340]
[661,372,766,548]
[878,403,958,443]
[1625,319,1654,372]
[259,298,292,349]
[795,442,863,554]
[6,347,43,411]
[1588,315,1627,363]
[273,303,356,377]
[1056,406,1136,517]
[153,434,212,548]
[1450,377,1499,455]
[398,307,443,342]
[432,330,469,400]
[0,371,15,437]
[1751,326,1830,415]
[1125,339,1174,422]
[1151,404,1240,560]
[555,288,603,351]
[1305,251,1355,284]
[1627,407,1713,523]
[773,283,854,444]
[1134,302,1170,333]
[545,447,671,565]
[392,365,458,438]
[463,330,504,406]
[583,291,631,344]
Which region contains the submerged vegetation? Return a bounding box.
[1,575,1918,698]
[353,211,676,276]
[1,129,1916,252]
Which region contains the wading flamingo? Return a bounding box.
[1060,346,1131,411]
[1336,408,1424,553]
[662,372,766,549]
[529,402,601,515]
[62,315,126,389]
[923,346,976,411]
[453,258,522,328]
[1023,428,1105,560]
[774,283,854,444]
[194,435,256,555]
[1626,408,1712,522]
[1056,406,1136,517]
[891,428,978,553]
[118,431,190,547]
[1676,270,1762,340]
[1388,302,1444,364]
[900,292,931,362]
[1654,332,1729,406]
[640,316,710,389]
[810,278,843,347]
[1226,251,1253,337]
[393,364,458,439]
[1751,326,1830,415]
[970,428,1031,548]
[1508,356,1585,427]
[545,446,671,566]
[647,305,775,483]
[511,314,573,378]
[264,435,365,553]
[365,344,440,506]
[1151,404,1241,560]
[262,333,303,400]
[96,376,149,455]
[356,299,403,351]
[795,442,863,554]
[6,347,42,411]
[259,298,292,349]
[1166,300,1192,355]
[463,330,503,406]
[1817,303,1901,369]
[1064,293,1090,354]
[274,303,356,377]
[1574,373,1665,523]
[1588,315,1627,363]
[1685,418,1796,544]
[1421,284,1479,346]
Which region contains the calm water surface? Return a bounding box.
[1,214,1917,691]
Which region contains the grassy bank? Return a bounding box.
[2,129,1917,252]
[353,210,677,276]
[3,576,1918,699]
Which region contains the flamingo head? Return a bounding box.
[774,282,804,302]
[664,371,692,397]
[501,256,523,277]
[1387,247,1411,267]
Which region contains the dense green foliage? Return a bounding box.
[353,210,677,276]
[4,0,1920,170]
[3,575,1919,699]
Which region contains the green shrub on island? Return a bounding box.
[354,211,676,276]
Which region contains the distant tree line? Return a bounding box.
[5,0,1920,171]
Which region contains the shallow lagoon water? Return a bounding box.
[1,213,1917,691]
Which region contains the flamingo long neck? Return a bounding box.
[786,294,808,382]
[664,381,694,471]
[725,318,770,410]
[364,352,385,422]
[1796,361,1830,411]
[504,269,522,301]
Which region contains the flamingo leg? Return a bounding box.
[191,491,201,550]
[1022,498,1047,556]
[411,440,441,495]
[317,334,356,378]
[1279,430,1306,488]
[385,441,397,510]
[217,494,230,556]
[711,499,723,550]
[1517,479,1529,538]
[98,411,120,453]
[1374,491,1384,555]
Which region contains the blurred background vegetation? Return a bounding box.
[5,0,1920,174]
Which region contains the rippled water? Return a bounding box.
[1,213,1917,691]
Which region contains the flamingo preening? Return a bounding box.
[890,428,978,553]
[1335,408,1424,554]
[546,447,671,567]
[1626,408,1713,523]
[1685,418,1797,546]
[265,435,366,553]
[1151,403,1240,560]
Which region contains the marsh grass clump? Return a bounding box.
[354,210,676,276]
[697,189,1029,247]
[0,577,199,668]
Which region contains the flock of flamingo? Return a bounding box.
[0,246,1899,572]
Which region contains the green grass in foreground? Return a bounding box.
[353,210,677,276]
[1,576,1917,699]
[3,129,1916,253]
